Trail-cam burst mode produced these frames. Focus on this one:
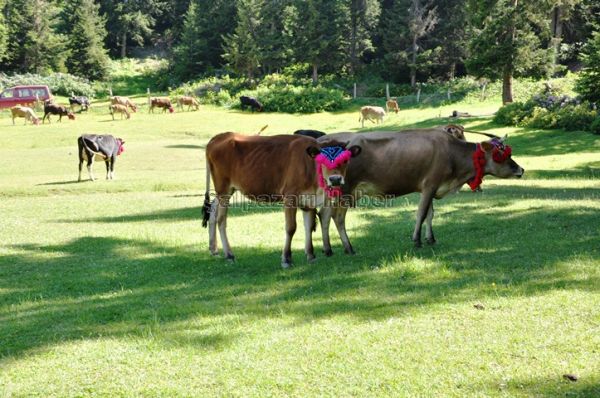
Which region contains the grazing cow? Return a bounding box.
[386,99,400,114]
[202,132,361,267]
[149,97,174,113]
[43,101,75,123]
[77,134,125,181]
[293,129,327,139]
[110,96,137,113]
[359,106,386,128]
[177,96,200,111]
[109,104,130,120]
[239,96,263,112]
[10,105,40,125]
[69,96,90,112]
[317,127,524,254]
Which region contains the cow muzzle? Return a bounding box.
[328,175,344,187]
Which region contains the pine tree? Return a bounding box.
[222,0,263,79]
[467,0,553,104]
[0,0,7,63]
[64,0,110,80]
[575,29,600,102]
[172,1,204,80]
[347,0,381,72]
[285,0,351,83]
[3,0,66,73]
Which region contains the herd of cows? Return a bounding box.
[6,93,525,267]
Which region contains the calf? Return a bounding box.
[293,129,327,139]
[10,105,40,125]
[444,124,466,140]
[78,134,125,181]
[109,104,130,120]
[202,133,361,267]
[358,106,386,128]
[386,99,400,114]
[318,127,524,254]
[239,96,263,112]
[43,101,75,123]
[149,97,174,113]
[69,96,90,112]
[177,96,200,111]
[110,96,137,113]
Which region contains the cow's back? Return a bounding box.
[207,133,317,199]
[326,130,463,195]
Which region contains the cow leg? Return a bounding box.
[87,154,95,181]
[110,156,116,180]
[216,195,234,260]
[302,209,316,262]
[413,189,435,247]
[320,205,334,256]
[332,206,355,255]
[58,114,62,122]
[425,202,436,245]
[105,159,110,179]
[282,205,297,268]
[208,198,219,255]
[78,154,84,182]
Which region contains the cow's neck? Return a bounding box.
[458,142,481,186]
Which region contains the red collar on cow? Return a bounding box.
[467,142,513,191]
[117,139,125,155]
[315,146,352,198]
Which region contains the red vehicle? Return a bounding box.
[0,85,53,109]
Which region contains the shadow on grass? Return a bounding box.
[491,375,600,397]
[165,144,206,149]
[37,180,82,186]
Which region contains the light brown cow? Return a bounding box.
[177,96,199,111]
[10,105,40,125]
[359,106,386,128]
[386,99,400,114]
[109,104,130,120]
[110,96,137,113]
[317,128,524,254]
[202,132,361,268]
[444,124,465,140]
[149,97,174,113]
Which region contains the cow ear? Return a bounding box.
[348,145,361,157]
[306,146,320,158]
[481,141,494,151]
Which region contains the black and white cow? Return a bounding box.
[239,96,263,112]
[69,96,91,112]
[78,134,125,181]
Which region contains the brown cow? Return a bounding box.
[444,124,466,140]
[10,105,40,125]
[317,127,524,254]
[149,97,174,113]
[386,99,400,114]
[109,104,130,120]
[110,96,137,113]
[202,132,361,268]
[177,96,199,111]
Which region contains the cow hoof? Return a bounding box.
[307,254,316,263]
[426,238,436,245]
[323,248,333,257]
[413,241,423,248]
[225,254,235,262]
[281,261,292,269]
[344,248,356,255]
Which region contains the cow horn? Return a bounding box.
[257,125,268,135]
[462,129,500,139]
[501,134,508,142]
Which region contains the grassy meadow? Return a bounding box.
[1,98,599,397]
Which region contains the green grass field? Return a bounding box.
[1,99,599,397]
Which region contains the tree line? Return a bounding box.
[1,0,599,102]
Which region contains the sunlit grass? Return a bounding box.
[0,100,599,397]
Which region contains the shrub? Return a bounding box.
[493,102,533,126]
[0,72,95,97]
[238,85,348,113]
[522,107,558,129]
[555,104,597,131]
[590,116,600,135]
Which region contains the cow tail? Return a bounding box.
[201,157,212,228]
[313,210,320,232]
